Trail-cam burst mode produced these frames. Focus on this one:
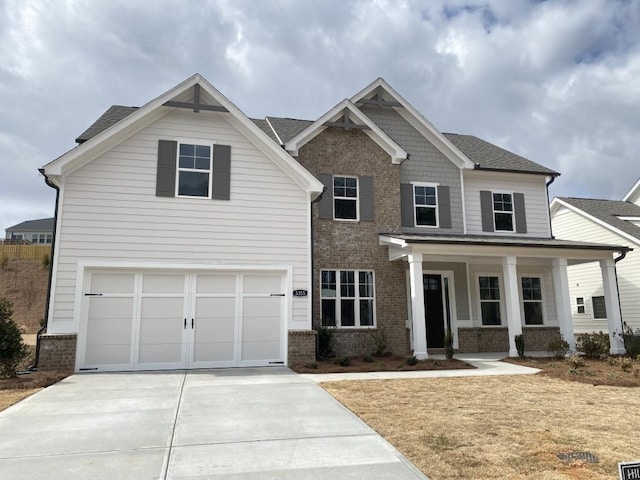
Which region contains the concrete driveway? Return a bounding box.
[0,367,427,479]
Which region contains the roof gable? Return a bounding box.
[44,74,323,198]
[623,177,640,205]
[285,100,408,163]
[552,197,640,246]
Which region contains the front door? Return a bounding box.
[424,274,445,348]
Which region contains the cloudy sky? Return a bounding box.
[1,0,639,233]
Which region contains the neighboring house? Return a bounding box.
[550,180,640,334]
[38,74,629,372]
[5,217,54,244]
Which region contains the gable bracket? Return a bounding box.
[163,83,229,113]
[323,108,369,130]
[357,86,402,107]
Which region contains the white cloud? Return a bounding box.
[1,0,639,233]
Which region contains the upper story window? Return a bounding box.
[576,297,585,314]
[177,143,212,198]
[333,176,358,220]
[414,184,438,227]
[493,193,514,231]
[31,234,52,244]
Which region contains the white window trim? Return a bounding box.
[575,297,587,315]
[332,175,359,221]
[320,269,376,328]
[476,273,504,327]
[492,190,515,233]
[518,274,546,326]
[591,295,607,320]
[175,141,214,199]
[412,181,439,228]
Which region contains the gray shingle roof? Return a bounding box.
[6,217,55,233]
[75,105,139,143]
[73,106,557,177]
[444,133,558,176]
[265,117,313,144]
[558,197,640,241]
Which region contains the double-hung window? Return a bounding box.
[493,193,514,231]
[576,297,585,314]
[521,277,543,325]
[333,176,358,220]
[321,270,375,327]
[414,184,438,227]
[479,276,501,326]
[592,296,607,319]
[177,143,212,198]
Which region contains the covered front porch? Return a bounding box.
[380,234,630,358]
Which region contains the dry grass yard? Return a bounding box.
[323,375,640,480]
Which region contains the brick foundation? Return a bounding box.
[287,330,317,366]
[38,334,77,372]
[458,327,561,353]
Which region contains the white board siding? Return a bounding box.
[50,109,311,333]
[464,171,551,237]
[552,207,640,332]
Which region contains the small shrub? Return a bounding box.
[316,325,335,358]
[362,355,374,363]
[577,331,610,358]
[515,334,525,359]
[406,355,418,366]
[371,327,388,356]
[42,253,50,268]
[607,357,619,367]
[547,333,570,359]
[0,298,29,378]
[335,356,351,367]
[444,329,454,360]
[432,360,441,367]
[620,357,633,372]
[304,361,318,370]
[633,368,640,378]
[0,255,8,270]
[620,323,640,357]
[566,354,585,369]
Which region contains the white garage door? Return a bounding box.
[78,270,286,372]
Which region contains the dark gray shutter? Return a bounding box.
[514,192,527,233]
[156,140,177,197]
[480,190,494,232]
[212,144,231,200]
[359,176,374,222]
[437,185,451,229]
[401,183,414,227]
[317,174,333,219]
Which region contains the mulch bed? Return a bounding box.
[291,354,473,374]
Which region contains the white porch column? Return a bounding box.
[551,258,577,352]
[502,256,522,357]
[600,258,626,355]
[409,252,428,359]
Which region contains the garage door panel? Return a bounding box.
[88,297,134,319]
[196,274,236,294]
[139,297,185,365]
[138,343,183,365]
[241,340,281,361]
[193,341,234,363]
[242,297,282,361]
[243,275,281,294]
[90,273,135,294]
[143,274,185,294]
[192,297,236,364]
[85,344,131,366]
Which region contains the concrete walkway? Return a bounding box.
[301,352,541,383]
[0,367,427,479]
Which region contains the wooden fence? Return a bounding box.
[0,244,52,260]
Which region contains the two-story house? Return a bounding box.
[37,74,629,372]
[550,180,640,334]
[5,217,54,244]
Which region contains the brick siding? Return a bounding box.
[38,334,76,371]
[287,330,317,366]
[458,327,561,353]
[297,128,409,356]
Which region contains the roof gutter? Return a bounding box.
[30,168,59,371]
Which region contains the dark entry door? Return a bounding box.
[423,274,445,348]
